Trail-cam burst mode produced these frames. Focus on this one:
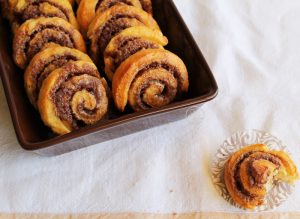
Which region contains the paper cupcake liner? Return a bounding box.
[211,129,295,211]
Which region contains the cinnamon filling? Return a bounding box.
[97,0,135,11]
[127,62,179,111]
[32,55,78,100]
[15,0,70,23]
[23,25,75,60]
[247,154,281,186]
[108,37,159,72]
[233,152,282,200]
[54,78,101,129]
[136,79,176,110]
[96,14,143,54]
[50,65,101,129]
[135,62,183,91]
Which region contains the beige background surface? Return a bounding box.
[1,213,300,219]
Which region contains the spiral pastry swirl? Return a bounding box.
[112,49,189,112]
[24,45,93,108]
[77,0,152,35]
[38,60,109,135]
[14,0,78,29]
[224,144,299,209]
[77,0,142,35]
[104,26,168,80]
[87,5,160,63]
[13,17,86,69]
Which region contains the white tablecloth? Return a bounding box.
[0,0,300,214]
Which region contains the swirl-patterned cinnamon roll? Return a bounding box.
[14,0,78,29]
[224,144,299,209]
[87,5,160,63]
[38,60,109,135]
[24,45,93,108]
[104,26,168,80]
[112,49,189,112]
[13,17,86,69]
[77,0,152,35]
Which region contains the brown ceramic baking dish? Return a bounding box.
[0,0,218,156]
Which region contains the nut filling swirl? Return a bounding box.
[24,46,93,107]
[108,37,159,75]
[224,144,299,209]
[112,49,189,112]
[95,0,142,13]
[38,61,109,135]
[14,0,78,29]
[104,26,168,80]
[13,17,86,69]
[88,5,161,63]
[77,0,150,35]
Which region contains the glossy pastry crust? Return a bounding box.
[87,5,160,63]
[38,60,109,135]
[24,45,92,108]
[112,49,189,112]
[13,17,86,69]
[224,144,299,209]
[104,26,168,80]
[14,0,78,29]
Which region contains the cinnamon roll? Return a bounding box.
[38,60,109,135]
[14,0,78,29]
[104,26,168,80]
[24,45,93,108]
[87,5,160,63]
[13,17,86,69]
[224,144,299,209]
[112,49,189,112]
[77,0,152,35]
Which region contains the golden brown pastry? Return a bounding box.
[88,5,160,63]
[13,17,86,69]
[104,26,168,80]
[14,0,78,29]
[77,0,152,35]
[112,49,189,112]
[24,45,93,108]
[38,60,109,135]
[224,144,299,209]
[139,0,152,14]
[68,0,75,6]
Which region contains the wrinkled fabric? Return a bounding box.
[0,0,300,213]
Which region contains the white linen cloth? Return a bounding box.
[0,0,300,213]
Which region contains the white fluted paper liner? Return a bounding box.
[211,129,295,211]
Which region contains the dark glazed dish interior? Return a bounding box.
[0,0,218,155]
